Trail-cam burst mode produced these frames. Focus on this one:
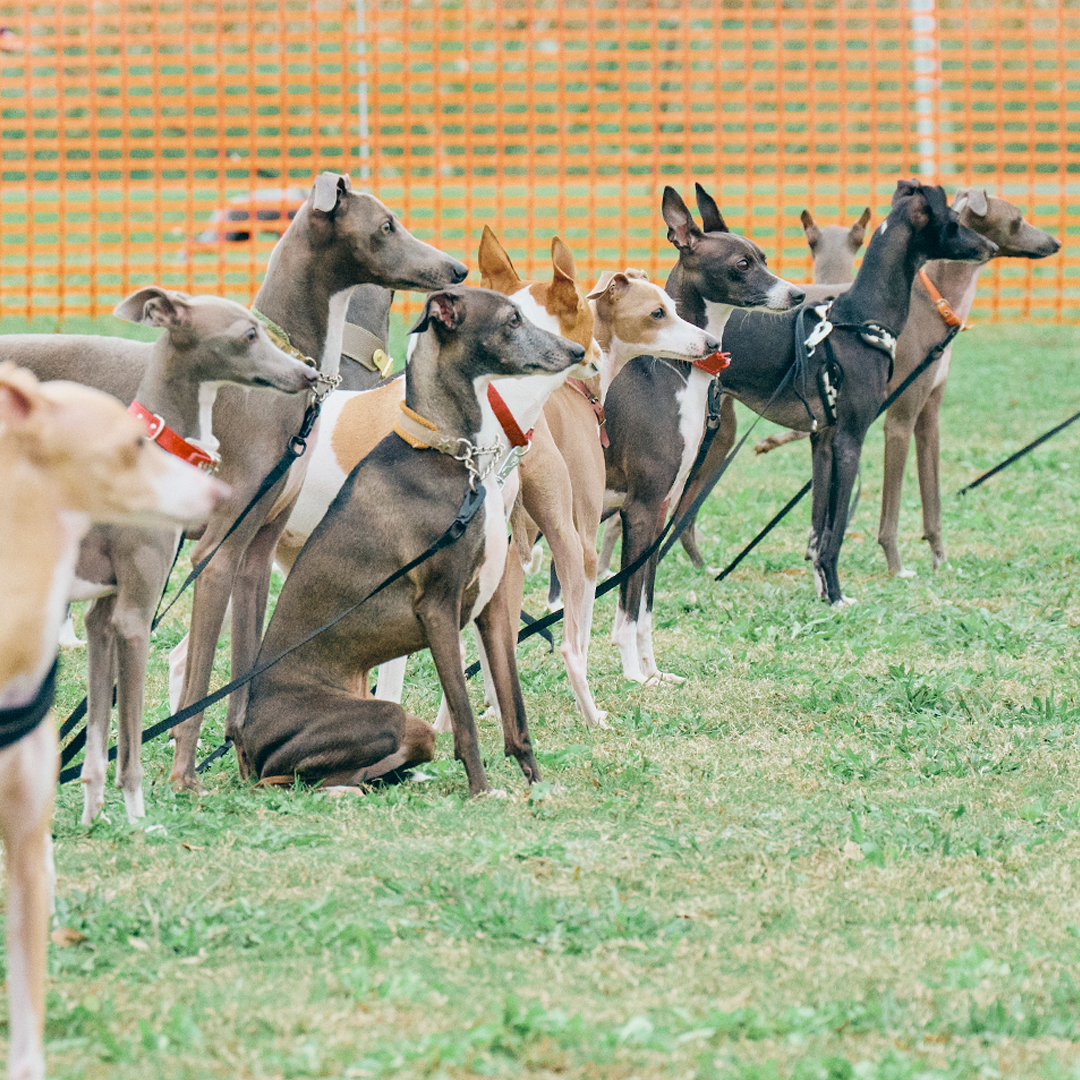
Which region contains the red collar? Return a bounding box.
[918,269,968,330]
[128,401,221,472]
[565,377,610,448]
[486,384,533,449]
[690,350,731,376]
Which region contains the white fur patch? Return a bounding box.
[321,287,355,379]
[703,301,734,340]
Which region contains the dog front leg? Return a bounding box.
[474,574,541,784]
[1,721,57,1080]
[818,425,864,606]
[808,429,835,599]
[416,599,489,795]
[913,381,947,571]
[112,599,157,823]
[879,407,918,577]
[80,595,117,825]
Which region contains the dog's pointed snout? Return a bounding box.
[790,287,806,304]
[569,342,586,360]
[450,261,468,284]
[705,337,721,353]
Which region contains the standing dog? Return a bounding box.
[0,364,225,1080]
[236,289,585,795]
[76,289,317,825]
[602,185,804,683]
[717,180,997,604]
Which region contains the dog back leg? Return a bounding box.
[878,407,918,576]
[80,595,118,825]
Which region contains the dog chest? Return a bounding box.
[466,476,508,623]
[669,368,712,503]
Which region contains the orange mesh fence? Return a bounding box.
[0,0,1074,325]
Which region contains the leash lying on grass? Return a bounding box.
[957,409,1080,496]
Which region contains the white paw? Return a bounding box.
[58,615,85,649]
[479,787,508,799]
[832,595,858,609]
[642,671,686,688]
[123,787,146,824]
[585,710,611,729]
[897,568,917,579]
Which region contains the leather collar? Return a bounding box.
[128,400,221,472]
[919,269,969,330]
[565,377,610,448]
[485,384,532,448]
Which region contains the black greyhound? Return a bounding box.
[718,180,997,604]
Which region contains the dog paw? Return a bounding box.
[478,787,508,799]
[832,595,858,609]
[897,568,917,580]
[642,671,686,688]
[321,785,368,798]
[58,615,85,649]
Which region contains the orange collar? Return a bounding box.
[565,377,610,448]
[918,269,969,330]
[128,401,220,472]
[691,350,732,376]
[485,384,532,448]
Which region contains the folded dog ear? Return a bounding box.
[954,187,989,217]
[695,183,728,234]
[113,287,193,328]
[0,361,39,427]
[586,271,630,301]
[662,187,704,251]
[408,291,465,335]
[311,172,350,215]
[800,209,820,246]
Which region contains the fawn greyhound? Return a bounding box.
[715,180,997,604]
[601,184,804,683]
[0,364,225,1080]
[236,288,586,795]
[755,190,1060,577]
[75,288,318,826]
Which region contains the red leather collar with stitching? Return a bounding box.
[565,377,610,449]
[691,351,732,376]
[128,400,219,471]
[918,269,966,330]
[485,384,532,448]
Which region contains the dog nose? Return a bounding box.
[789,287,806,304]
[705,337,721,353]
[450,261,468,284]
[569,342,586,361]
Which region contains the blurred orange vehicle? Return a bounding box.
[188,187,307,249]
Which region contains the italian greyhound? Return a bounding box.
[800,207,871,285]
[601,184,804,683]
[75,288,318,826]
[755,191,1060,577]
[716,180,997,604]
[236,288,586,795]
[0,364,225,1080]
[162,174,466,790]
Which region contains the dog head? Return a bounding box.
[952,188,1061,261]
[887,180,997,263]
[800,208,871,285]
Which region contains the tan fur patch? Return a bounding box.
[330,380,404,476]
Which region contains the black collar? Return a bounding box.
[0,657,58,749]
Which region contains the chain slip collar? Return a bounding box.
[251,306,341,403]
[393,403,503,490]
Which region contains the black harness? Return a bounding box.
[794,303,898,428]
[0,657,58,750]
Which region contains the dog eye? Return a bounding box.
[507,311,521,328]
[651,308,665,320]
[245,326,258,342]
[380,220,393,235]
[736,258,749,271]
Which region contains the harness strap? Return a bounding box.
[565,377,610,448]
[128,401,220,472]
[341,322,393,378]
[0,658,57,750]
[919,269,969,330]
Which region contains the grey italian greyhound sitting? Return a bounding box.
[76,288,317,825]
[757,191,1060,577]
[236,288,585,796]
[718,180,998,605]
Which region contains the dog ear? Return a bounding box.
[478,226,522,294]
[849,208,871,248]
[408,291,465,335]
[549,237,583,314]
[0,362,39,427]
[800,209,820,246]
[892,179,921,205]
[311,172,350,215]
[551,236,577,285]
[113,287,193,328]
[587,272,630,302]
[956,188,989,217]
[662,187,703,251]
[695,183,728,233]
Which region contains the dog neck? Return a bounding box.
[0,457,86,707]
[134,341,223,455]
[921,258,983,323]
[831,217,922,333]
[404,332,486,444]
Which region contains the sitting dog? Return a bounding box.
[0,363,225,1080]
[236,288,586,796]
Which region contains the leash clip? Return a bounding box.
[496,440,530,485]
[451,438,502,490]
[803,304,834,357]
[312,372,342,404]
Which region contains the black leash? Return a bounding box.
[61,481,487,785]
[713,323,960,582]
[0,658,58,750]
[958,408,1080,495]
[56,402,320,754]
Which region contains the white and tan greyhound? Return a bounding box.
[0,364,225,1080]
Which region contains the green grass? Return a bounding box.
[25,324,1080,1078]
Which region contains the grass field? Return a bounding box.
[20,323,1080,1078]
